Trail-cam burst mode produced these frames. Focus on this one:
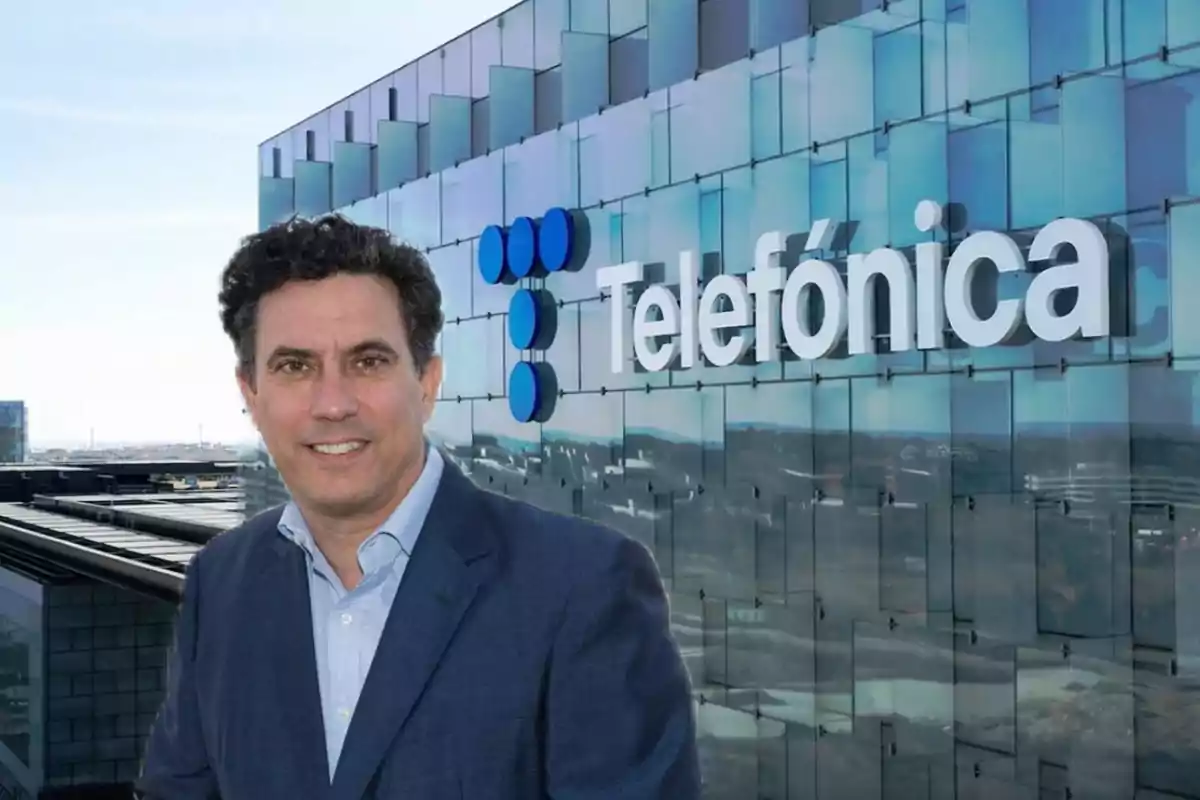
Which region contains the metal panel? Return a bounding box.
[0,504,193,596]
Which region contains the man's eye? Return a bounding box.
[358,356,386,370]
[277,360,308,375]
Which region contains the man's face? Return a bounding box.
[238,273,442,522]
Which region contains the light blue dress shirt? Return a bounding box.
[277,445,444,779]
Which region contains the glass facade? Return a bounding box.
[260,0,1200,796]
[0,561,176,798]
[0,566,41,799]
[41,582,174,790]
[0,402,28,464]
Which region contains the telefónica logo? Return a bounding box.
[477,207,581,422]
[596,200,1110,374]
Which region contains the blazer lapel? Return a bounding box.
[330,461,493,800]
[256,534,331,791]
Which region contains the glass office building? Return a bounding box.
[0,403,29,464]
[0,556,176,799]
[259,0,1200,796]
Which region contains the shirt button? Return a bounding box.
[339,708,351,719]
[340,612,353,626]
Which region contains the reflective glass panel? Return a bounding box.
[649,0,699,91]
[427,241,473,324]
[611,29,650,105]
[1062,70,1126,218]
[669,58,751,178]
[0,569,41,772]
[428,94,472,173]
[392,65,419,122]
[535,67,564,133]
[332,141,373,209]
[386,177,441,251]
[376,120,419,190]
[503,127,579,223]
[700,0,750,72]
[502,3,536,68]
[610,0,646,36]
[578,95,656,206]
[535,0,567,68]
[750,0,806,52]
[966,0,1031,103]
[258,177,294,231]
[780,36,812,151]
[569,0,608,33]
[445,34,472,97]
[488,66,535,150]
[750,57,781,159]
[562,31,610,122]
[874,23,922,125]
[440,151,503,245]
[886,117,948,249]
[1125,69,1200,209]
[1170,202,1200,357]
[293,160,332,218]
[810,24,875,143]
[1029,0,1108,85]
[417,52,443,123]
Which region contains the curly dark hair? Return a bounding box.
[218,215,443,381]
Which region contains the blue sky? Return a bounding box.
[0,0,514,448]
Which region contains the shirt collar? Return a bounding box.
[277,444,444,567]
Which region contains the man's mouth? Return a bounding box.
[308,441,367,456]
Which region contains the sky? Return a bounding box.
[0,0,515,449]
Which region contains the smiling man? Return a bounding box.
[136,215,700,800]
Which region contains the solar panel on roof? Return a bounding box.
[0,504,201,569]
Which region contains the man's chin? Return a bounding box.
[292,484,381,519]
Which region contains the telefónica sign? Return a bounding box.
[595,200,1110,374]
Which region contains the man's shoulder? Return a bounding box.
[190,504,284,575]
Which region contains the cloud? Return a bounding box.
[0,97,276,134]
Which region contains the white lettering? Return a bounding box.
[595,201,1111,373]
[678,251,699,368]
[748,232,786,362]
[781,258,847,360]
[1024,217,1110,342]
[944,230,1026,348]
[633,285,680,372]
[698,274,753,367]
[846,248,915,355]
[915,239,945,350]
[596,261,642,374]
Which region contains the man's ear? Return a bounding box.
[236,367,258,426]
[419,355,443,421]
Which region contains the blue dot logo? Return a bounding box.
[538,207,575,273]
[508,361,557,424]
[508,288,539,350]
[479,207,587,422]
[507,216,538,278]
[476,207,581,284]
[477,225,507,285]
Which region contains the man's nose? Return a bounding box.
[310,370,359,420]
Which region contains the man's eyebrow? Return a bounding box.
[346,340,400,357]
[265,346,316,364]
[264,341,400,364]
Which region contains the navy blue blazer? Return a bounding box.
[136,455,700,799]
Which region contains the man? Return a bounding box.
[136,215,700,799]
